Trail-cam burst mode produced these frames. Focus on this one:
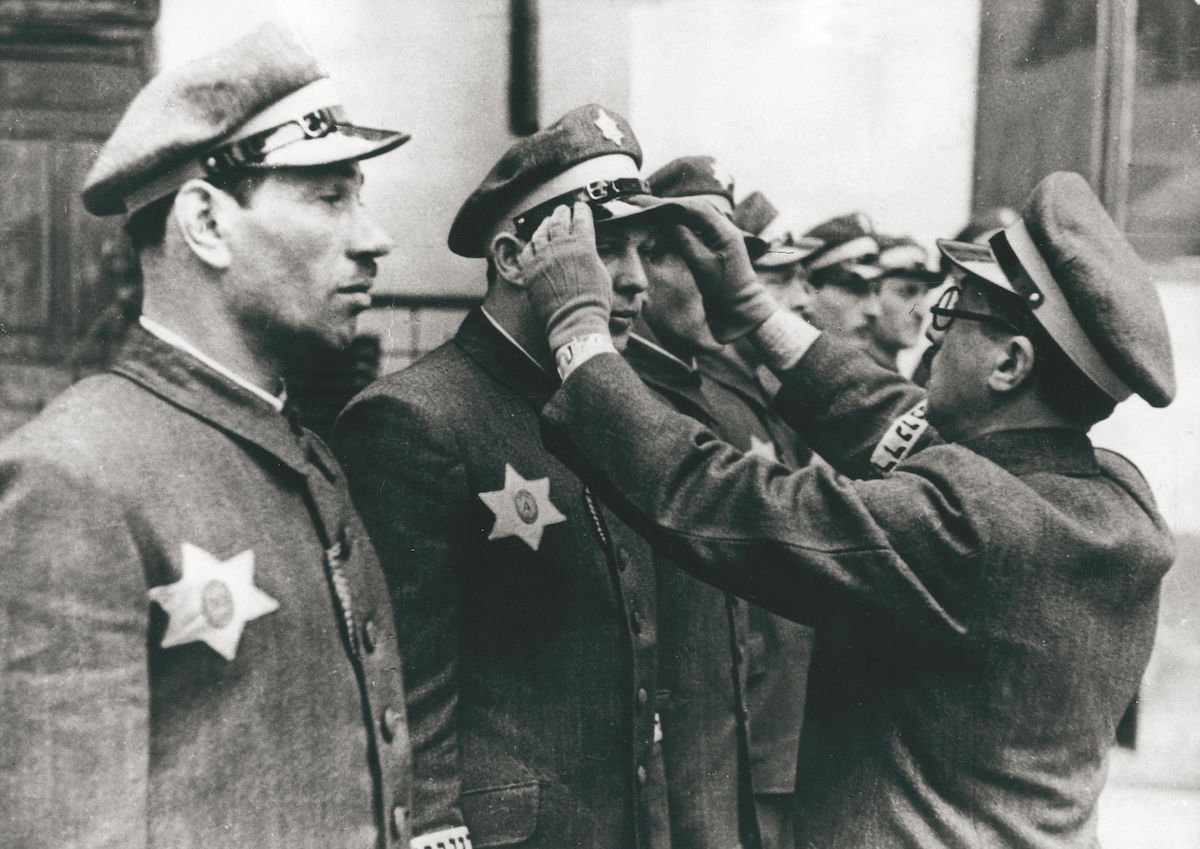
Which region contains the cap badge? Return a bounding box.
[594,108,625,147]
[748,435,778,463]
[479,463,567,551]
[148,543,279,661]
[709,159,735,193]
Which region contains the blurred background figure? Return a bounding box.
[796,212,882,345]
[863,235,943,375]
[734,190,824,316]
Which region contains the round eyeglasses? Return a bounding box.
[929,285,1022,334]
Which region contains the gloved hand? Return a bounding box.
[660,196,781,342]
[519,201,613,354]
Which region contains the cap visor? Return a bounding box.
[593,194,686,226]
[936,238,1012,292]
[260,123,410,168]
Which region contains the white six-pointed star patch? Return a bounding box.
[478,463,567,551]
[147,542,279,661]
[748,435,779,463]
[593,108,625,146]
[709,159,735,193]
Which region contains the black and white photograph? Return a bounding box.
[1,2,1197,848]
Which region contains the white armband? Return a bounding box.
[411,824,472,849]
[750,310,822,373]
[555,333,617,381]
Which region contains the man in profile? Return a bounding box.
[520,171,1175,849]
[333,104,675,849]
[0,21,415,849]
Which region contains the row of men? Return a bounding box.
[0,20,1176,849]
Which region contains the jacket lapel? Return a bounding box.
[111,326,310,477]
[455,307,559,410]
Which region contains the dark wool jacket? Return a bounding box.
[542,333,1173,849]
[0,327,413,849]
[332,308,669,849]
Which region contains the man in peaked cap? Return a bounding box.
[863,235,943,374]
[634,164,816,849]
[516,168,1175,849]
[733,190,824,317]
[797,212,884,345]
[0,20,415,849]
[332,104,674,849]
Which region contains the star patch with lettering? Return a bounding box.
[748,435,779,463]
[148,543,279,661]
[478,463,567,551]
[593,108,625,146]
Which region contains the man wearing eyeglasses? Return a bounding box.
[332,104,676,849]
[517,170,1176,849]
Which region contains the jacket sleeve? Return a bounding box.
[0,459,150,849]
[541,353,980,639]
[772,333,937,478]
[332,395,470,839]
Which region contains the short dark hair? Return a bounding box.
[124,170,264,253]
[975,282,1117,426]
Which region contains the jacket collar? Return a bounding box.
[455,307,559,408]
[111,325,313,478]
[959,428,1100,478]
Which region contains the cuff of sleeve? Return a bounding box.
[411,825,472,849]
[555,333,617,381]
[750,310,822,372]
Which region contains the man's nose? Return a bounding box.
[612,253,650,295]
[348,206,396,261]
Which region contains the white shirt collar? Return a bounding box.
[138,315,286,413]
[480,307,551,375]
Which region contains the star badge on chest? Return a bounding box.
[148,542,279,661]
[748,435,779,463]
[479,463,567,551]
[593,107,625,146]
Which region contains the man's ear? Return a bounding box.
[489,231,526,287]
[988,334,1037,394]
[172,179,236,270]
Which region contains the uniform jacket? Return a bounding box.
[0,327,413,849]
[694,349,815,797]
[542,334,1174,849]
[624,336,758,849]
[332,308,668,849]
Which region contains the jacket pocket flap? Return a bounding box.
[461,781,540,847]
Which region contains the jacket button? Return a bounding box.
[636,687,648,709]
[617,546,632,572]
[362,618,379,653]
[630,611,643,635]
[381,706,403,743]
[391,805,407,838]
[636,764,648,787]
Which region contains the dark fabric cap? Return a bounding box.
[732,190,778,236]
[876,234,941,284]
[1023,172,1175,407]
[448,104,642,257]
[83,20,409,216]
[647,155,736,205]
[801,212,881,284]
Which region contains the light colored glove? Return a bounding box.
[662,196,780,342]
[519,201,613,354]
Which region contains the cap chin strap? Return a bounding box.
[992,221,1132,403]
[511,177,651,240]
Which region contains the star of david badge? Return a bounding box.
[748,435,778,463]
[709,159,735,193]
[593,108,625,146]
[478,463,567,551]
[147,543,279,661]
